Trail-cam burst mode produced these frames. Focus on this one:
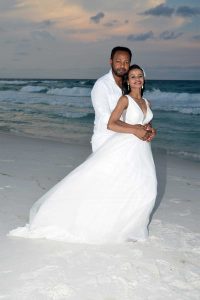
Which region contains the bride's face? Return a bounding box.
[128,69,144,90]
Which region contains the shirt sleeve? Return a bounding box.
[91,80,111,127]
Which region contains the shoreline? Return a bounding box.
[0,132,199,299]
[1,130,200,163]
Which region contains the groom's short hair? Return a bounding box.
[110,46,132,60]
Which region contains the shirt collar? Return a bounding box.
[108,69,116,82]
[108,69,121,90]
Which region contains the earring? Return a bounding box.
[142,85,144,89]
[127,82,130,89]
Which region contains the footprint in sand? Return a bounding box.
[179,209,191,216]
[41,284,75,298]
[169,198,181,204]
[0,185,12,190]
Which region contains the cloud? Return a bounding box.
[192,34,200,41]
[176,6,200,17]
[16,51,29,56]
[90,12,105,24]
[141,3,174,17]
[127,31,154,41]
[14,1,28,9]
[127,30,183,42]
[63,0,136,12]
[159,31,183,40]
[39,19,56,28]
[103,20,120,27]
[0,0,23,11]
[31,30,55,41]
[141,3,200,19]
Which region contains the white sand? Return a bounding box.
[0,133,199,300]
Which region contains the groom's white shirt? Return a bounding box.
[91,69,122,152]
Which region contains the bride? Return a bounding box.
[9,64,157,244]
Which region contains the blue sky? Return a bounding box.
[0,0,199,79]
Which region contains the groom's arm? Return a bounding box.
[91,81,111,129]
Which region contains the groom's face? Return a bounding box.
[110,51,131,77]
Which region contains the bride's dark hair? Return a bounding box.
[122,64,145,96]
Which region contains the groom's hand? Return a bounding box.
[144,123,157,142]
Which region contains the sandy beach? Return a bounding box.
[0,132,199,300]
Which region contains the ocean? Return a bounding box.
[0,78,199,162]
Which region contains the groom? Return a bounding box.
[91,46,132,152]
[91,46,155,152]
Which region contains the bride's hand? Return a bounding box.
[133,125,152,141]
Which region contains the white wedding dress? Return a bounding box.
[9,96,157,244]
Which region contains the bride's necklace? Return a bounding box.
[129,94,144,104]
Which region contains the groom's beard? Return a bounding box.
[112,66,128,77]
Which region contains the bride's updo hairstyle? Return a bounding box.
[122,64,145,96]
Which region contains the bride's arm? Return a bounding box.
[107,96,150,140]
[143,100,157,141]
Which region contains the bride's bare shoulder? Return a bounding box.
[118,95,129,104]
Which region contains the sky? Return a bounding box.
[0,0,200,80]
